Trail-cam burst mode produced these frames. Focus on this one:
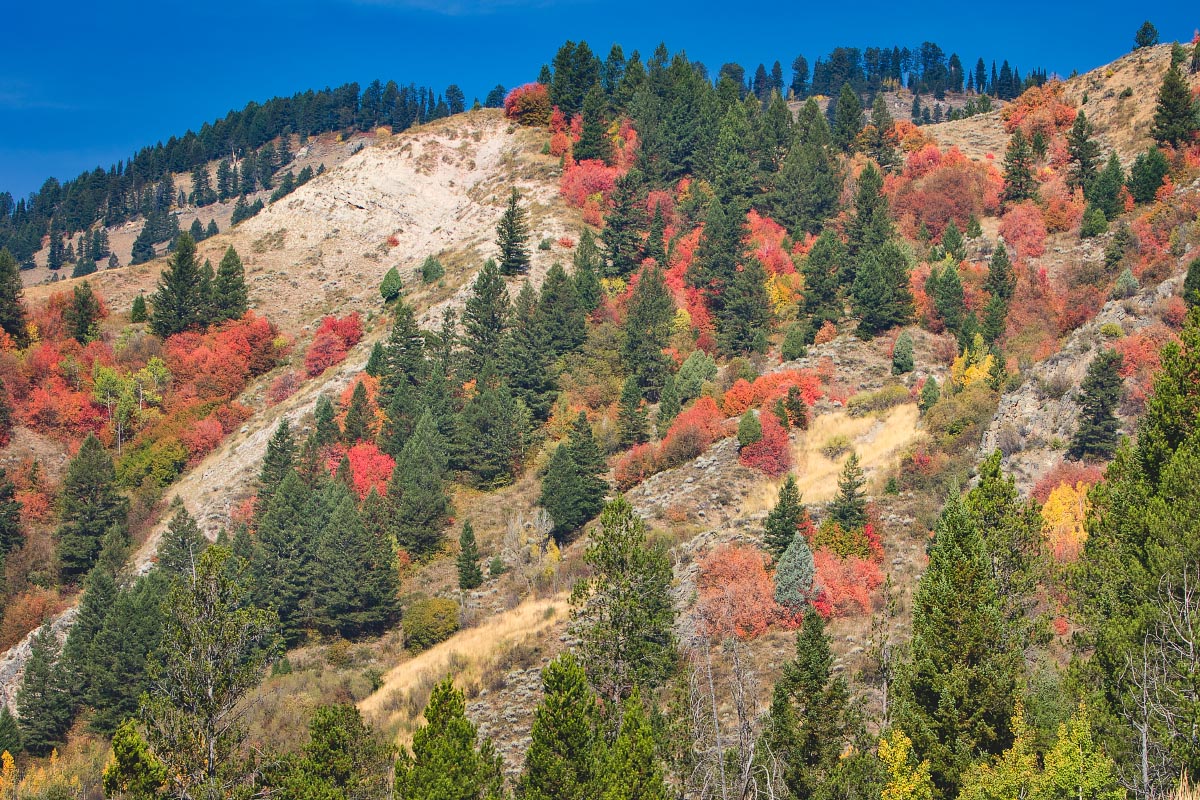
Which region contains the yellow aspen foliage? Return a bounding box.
[880,729,934,800]
[1042,482,1090,562]
[950,334,995,390]
[958,702,1039,800]
[600,276,626,299]
[1039,705,1124,800]
[671,307,692,335]
[766,272,800,315]
[0,751,15,800]
[18,749,81,799]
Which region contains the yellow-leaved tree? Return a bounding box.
[880,729,934,800]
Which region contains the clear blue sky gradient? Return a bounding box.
[1,0,1195,199]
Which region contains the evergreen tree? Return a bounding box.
[985,242,1016,302]
[920,376,941,412]
[506,282,556,422]
[0,249,28,347]
[643,203,667,266]
[457,521,484,590]
[713,100,755,203]
[536,261,586,357]
[313,394,340,447]
[941,220,965,262]
[1127,146,1170,204]
[846,163,894,266]
[130,293,148,323]
[602,172,646,277]
[852,241,913,338]
[313,489,401,637]
[774,533,816,613]
[617,375,649,448]
[570,496,675,704]
[766,608,855,799]
[259,419,295,509]
[57,433,129,581]
[866,94,900,171]
[737,409,763,448]
[763,474,807,557]
[1068,349,1124,462]
[158,500,206,577]
[717,254,771,356]
[598,691,668,800]
[573,229,603,311]
[149,232,206,337]
[1066,111,1101,191]
[622,264,674,398]
[934,262,966,337]
[394,678,504,800]
[690,196,748,328]
[0,469,21,559]
[828,452,867,530]
[462,259,510,375]
[391,410,450,558]
[16,626,71,755]
[1134,20,1159,49]
[456,384,528,488]
[59,560,116,708]
[496,188,532,276]
[540,444,588,543]
[213,246,248,321]
[252,471,317,643]
[575,86,612,164]
[1150,58,1194,147]
[892,489,1020,798]
[1183,256,1200,309]
[342,380,374,444]
[893,329,915,374]
[831,83,864,152]
[1002,130,1037,203]
[1088,153,1126,220]
[86,571,167,734]
[770,103,842,235]
[802,229,845,328]
[0,706,21,757]
[519,654,602,800]
[656,373,681,438]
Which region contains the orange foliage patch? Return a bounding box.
[1001,81,1076,138]
[0,587,65,651]
[738,410,792,476]
[696,545,779,640]
[811,548,883,618]
[1032,461,1104,504]
[999,201,1047,261]
[333,441,396,500]
[722,370,822,416]
[503,83,551,126]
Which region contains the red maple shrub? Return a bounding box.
[336,441,396,500]
[1032,461,1105,504]
[812,548,883,618]
[614,442,658,491]
[696,545,779,640]
[504,83,551,127]
[738,410,791,476]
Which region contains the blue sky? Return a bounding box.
[1,0,1195,199]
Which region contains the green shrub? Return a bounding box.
[538,237,553,251]
[846,384,911,417]
[781,321,810,361]
[676,350,718,401]
[116,437,188,488]
[380,267,404,301]
[821,434,852,460]
[1099,322,1125,338]
[1112,267,1139,299]
[420,256,444,284]
[891,330,914,374]
[737,410,763,448]
[403,597,460,652]
[1080,205,1108,238]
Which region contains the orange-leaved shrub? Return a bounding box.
[696,545,779,640]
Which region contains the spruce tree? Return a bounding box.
[0,705,21,757]
[597,691,668,800]
[150,232,205,337]
[462,259,511,375]
[827,452,867,530]
[59,562,117,712]
[389,408,451,558]
[536,261,586,357]
[496,188,532,276]
[313,395,340,447]
[574,86,612,164]
[213,246,248,321]
[852,241,913,338]
[342,380,374,444]
[313,489,401,637]
[259,419,295,508]
[0,249,28,347]
[763,474,807,557]
[934,263,966,337]
[892,489,1020,798]
[457,521,484,590]
[622,264,674,399]
[713,100,755,203]
[831,84,864,152]
[16,626,71,755]
[1068,349,1124,462]
[845,163,894,266]
[802,229,844,328]
[643,204,667,266]
[920,376,941,412]
[251,471,317,644]
[540,444,587,542]
[87,571,167,734]
[506,282,556,422]
[602,172,646,277]
[1127,146,1170,204]
[717,254,771,356]
[394,678,504,800]
[774,533,816,614]
[158,500,206,577]
[1066,110,1101,191]
[617,375,649,448]
[941,220,965,262]
[573,229,603,311]
[656,373,681,438]
[985,243,1016,302]
[1183,256,1200,309]
[737,409,763,448]
[57,433,129,581]
[1088,153,1126,220]
[1002,130,1037,203]
[893,330,915,374]
[0,467,22,558]
[1151,61,1199,147]
[770,104,841,235]
[456,384,527,488]
[519,654,602,800]
[130,293,148,323]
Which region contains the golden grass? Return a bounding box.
[358,594,568,742]
[742,404,922,513]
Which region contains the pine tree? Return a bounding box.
[313,395,340,447]
[762,474,806,556]
[158,500,206,577]
[574,86,612,164]
[1134,20,1159,49]
[828,452,867,530]
[456,384,527,487]
[893,330,915,374]
[920,376,941,412]
[519,654,602,800]
[150,232,205,337]
[496,188,532,276]
[213,246,248,321]
[0,468,20,560]
[573,229,603,311]
[259,419,295,509]
[934,263,966,336]
[1152,62,1198,148]
[536,261,586,357]
[717,255,771,356]
[394,678,504,800]
[57,433,129,581]
[622,264,674,398]
[617,375,649,448]
[602,172,646,277]
[1002,130,1037,203]
[390,410,450,559]
[766,608,855,799]
[852,241,913,338]
[0,706,21,757]
[802,229,844,328]
[86,571,167,734]
[313,489,401,637]
[16,626,71,755]
[892,489,1020,798]
[597,691,668,800]
[342,380,374,444]
[656,373,681,438]
[130,293,148,323]
[1184,256,1200,309]
[832,83,864,152]
[1068,349,1124,462]
[457,521,484,590]
[506,282,556,422]
[770,104,842,235]
[570,496,675,704]
[0,249,28,347]
[252,471,317,643]
[846,163,894,266]
[462,259,510,375]
[985,243,1016,302]
[1066,111,1101,191]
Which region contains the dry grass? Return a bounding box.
[359,594,568,743]
[742,404,921,513]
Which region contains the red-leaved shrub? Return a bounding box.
[696,545,779,640]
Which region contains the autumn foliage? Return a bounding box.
[503,83,551,127]
[696,545,779,640]
[305,313,363,377]
[327,441,396,500]
[722,371,822,417]
[738,410,792,476]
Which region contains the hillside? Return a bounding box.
[0,30,1199,800]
